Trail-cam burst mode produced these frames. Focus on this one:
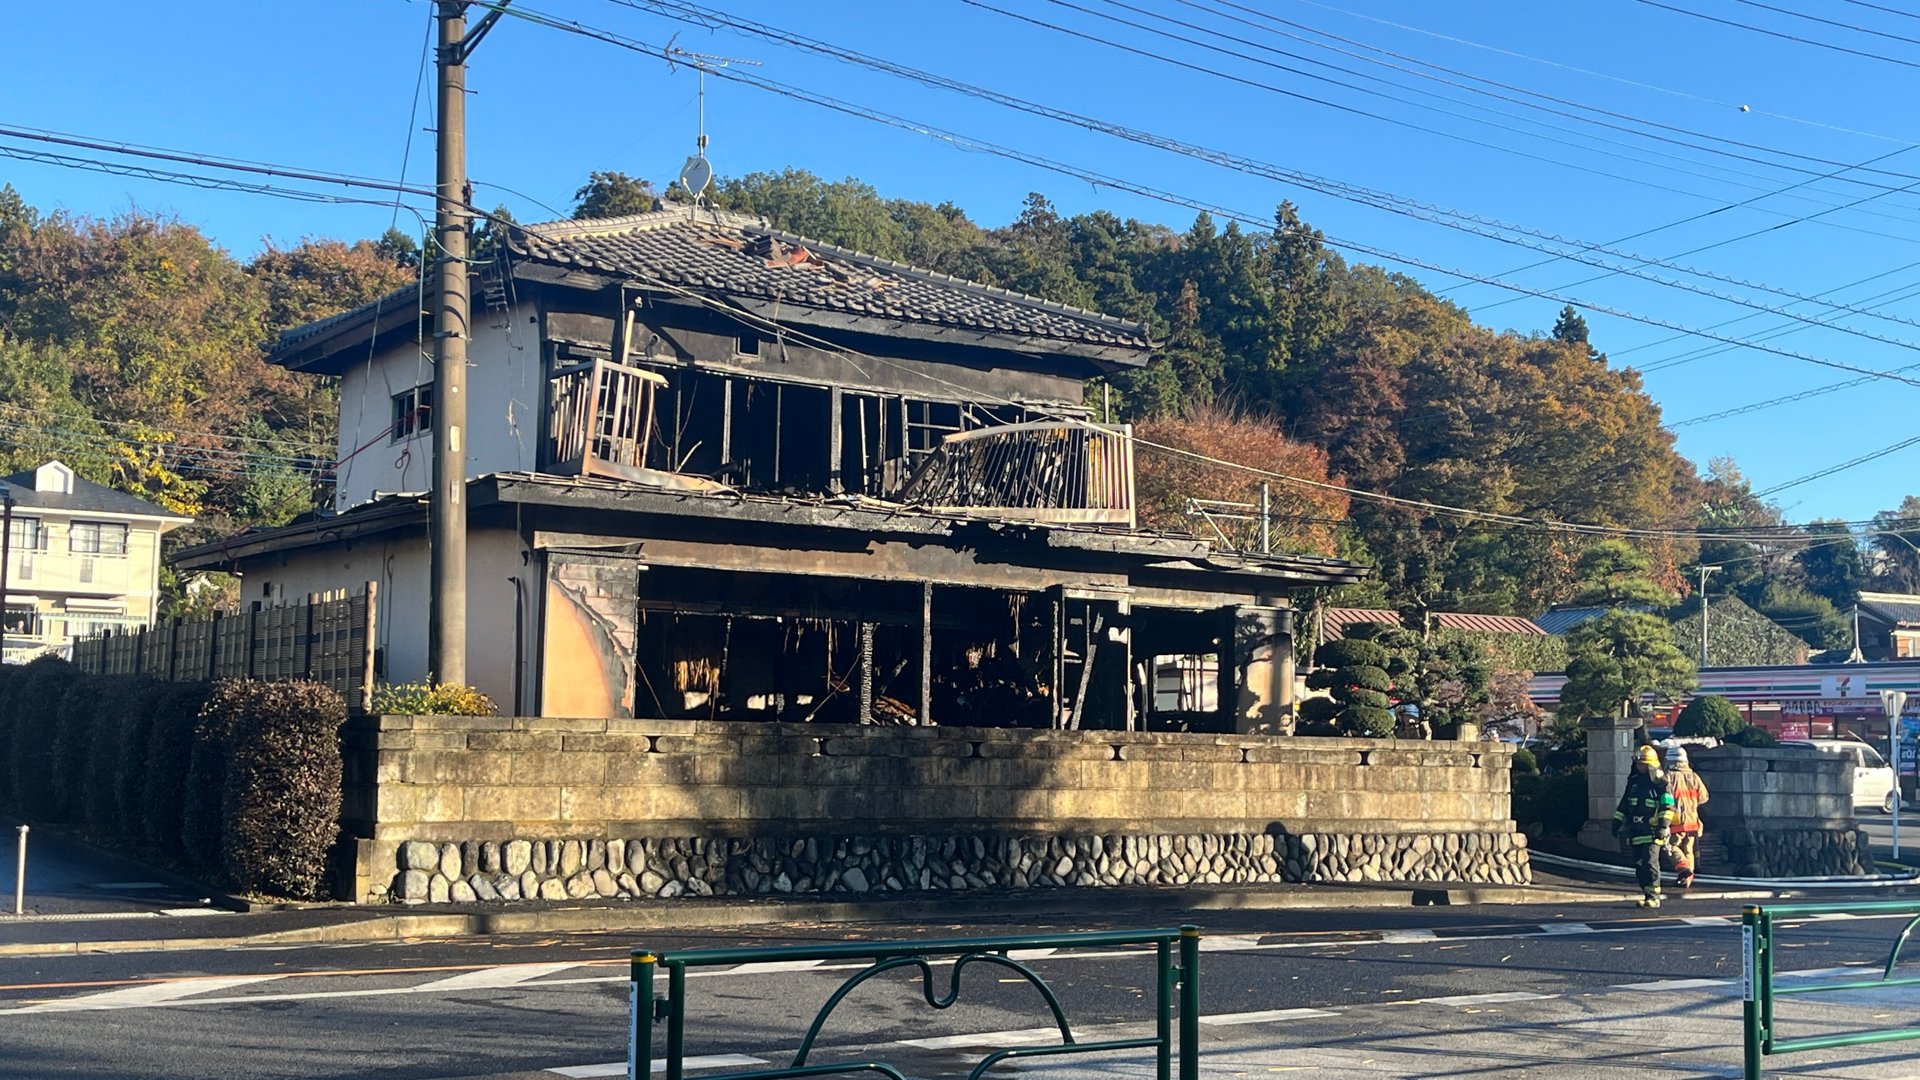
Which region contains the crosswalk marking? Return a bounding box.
[414,962,579,992]
[1612,978,1732,992]
[1202,1007,1339,1026]
[898,1026,1063,1050]
[15,974,282,1013]
[548,1054,769,1077]
[1417,991,1551,1007]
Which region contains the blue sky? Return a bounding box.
[4,0,1920,525]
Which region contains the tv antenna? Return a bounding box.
[666,40,760,204]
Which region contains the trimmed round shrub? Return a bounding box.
[47,678,105,822]
[8,657,76,816]
[1316,639,1390,671]
[1725,725,1780,748]
[1512,747,1540,776]
[181,679,250,870]
[1342,705,1397,738]
[1675,695,1746,740]
[140,682,213,852]
[219,681,346,899]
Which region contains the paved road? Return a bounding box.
[5,896,1920,1079]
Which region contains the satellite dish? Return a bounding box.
[678,155,713,201]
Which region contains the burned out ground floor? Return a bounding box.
[175,472,1366,731]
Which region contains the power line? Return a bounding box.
[1297,0,1919,146]
[604,0,1920,349]
[1756,432,1920,497]
[1629,0,1920,70]
[497,2,1920,399]
[1727,0,1920,48]
[1835,0,1920,24]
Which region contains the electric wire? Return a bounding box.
[606,0,1920,343]
[1629,0,1920,71]
[491,1,1920,398]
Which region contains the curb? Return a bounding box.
[0,879,1657,957]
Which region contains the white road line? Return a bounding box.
[414,962,580,992]
[156,908,229,918]
[16,974,284,1013]
[1378,929,1439,944]
[1611,978,1732,992]
[1201,1007,1339,1026]
[1197,934,1267,952]
[1417,991,1551,1007]
[1005,947,1056,960]
[1681,917,1732,927]
[1778,965,1872,980]
[1538,923,1595,935]
[898,1026,1063,1050]
[548,1054,769,1077]
[727,958,830,975]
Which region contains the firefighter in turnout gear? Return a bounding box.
[1612,745,1675,907]
[1664,745,1709,889]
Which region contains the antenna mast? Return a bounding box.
[665,44,760,205]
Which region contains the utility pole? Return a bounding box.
[1695,564,1721,667]
[428,1,510,687]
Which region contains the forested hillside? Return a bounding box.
[0,171,1893,633]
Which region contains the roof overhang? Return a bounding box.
[172,473,1367,592]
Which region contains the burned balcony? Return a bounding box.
[896,421,1136,528]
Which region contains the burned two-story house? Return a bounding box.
[175,207,1363,728]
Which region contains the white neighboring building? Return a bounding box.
[1,461,192,663]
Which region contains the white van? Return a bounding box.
[1781,739,1898,814]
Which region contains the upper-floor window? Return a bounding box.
[392,385,434,443]
[69,521,129,555]
[736,330,762,357]
[7,516,41,552]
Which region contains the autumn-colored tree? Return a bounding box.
[1133,404,1348,556]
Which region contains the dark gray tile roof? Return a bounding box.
[1860,593,1920,627]
[509,209,1153,352]
[1,469,188,519]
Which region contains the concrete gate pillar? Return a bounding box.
[1578,712,1638,851]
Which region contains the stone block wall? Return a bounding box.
[1689,746,1872,877]
[342,717,1524,903]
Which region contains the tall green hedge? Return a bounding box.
[2,670,347,900]
[218,682,346,899]
[8,657,77,816]
[47,677,105,821]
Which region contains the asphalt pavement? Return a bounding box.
[5,896,1920,1079]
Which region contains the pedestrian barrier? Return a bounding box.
[629,925,1201,1080]
[1742,901,1920,1079]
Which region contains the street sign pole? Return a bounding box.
[1882,689,1907,860]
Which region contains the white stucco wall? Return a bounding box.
[248,525,534,712]
[333,302,541,511]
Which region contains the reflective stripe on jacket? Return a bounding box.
[1613,768,1674,845]
[1667,765,1709,834]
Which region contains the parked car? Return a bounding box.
[1780,739,1898,814]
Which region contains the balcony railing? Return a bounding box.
[4,549,131,595]
[549,357,666,483]
[896,421,1136,528]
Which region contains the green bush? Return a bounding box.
[1725,725,1780,748]
[0,662,21,807]
[47,678,104,822]
[7,657,76,815]
[1513,767,1587,835]
[1511,747,1539,776]
[370,681,497,716]
[108,680,168,842]
[218,681,346,899]
[181,679,249,870]
[140,683,213,851]
[1675,695,1746,739]
[81,677,144,835]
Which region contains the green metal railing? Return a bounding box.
[1743,901,1920,1079]
[630,925,1201,1080]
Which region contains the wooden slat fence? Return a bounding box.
[69,582,378,712]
